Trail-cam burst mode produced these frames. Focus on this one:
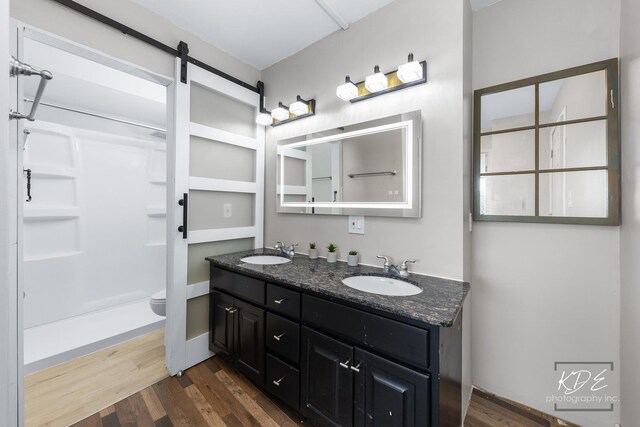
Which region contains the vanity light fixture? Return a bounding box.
[364,65,388,93]
[397,53,422,83]
[256,110,273,126]
[336,76,358,101]
[255,82,316,127]
[336,54,427,103]
[271,102,290,121]
[290,95,310,116]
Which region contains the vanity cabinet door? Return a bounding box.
[210,291,235,361]
[234,299,266,385]
[301,327,354,427]
[353,349,430,427]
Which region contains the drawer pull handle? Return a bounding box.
[273,333,287,341]
[339,359,351,369]
[272,376,285,386]
[274,298,287,304]
[225,307,237,313]
[350,362,362,373]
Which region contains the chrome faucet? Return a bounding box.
[275,241,298,258]
[376,255,393,273]
[376,255,417,278]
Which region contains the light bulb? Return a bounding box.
[397,53,422,83]
[336,76,358,101]
[271,102,290,121]
[290,96,309,116]
[364,65,388,93]
[256,111,272,126]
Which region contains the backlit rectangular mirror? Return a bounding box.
[276,111,422,217]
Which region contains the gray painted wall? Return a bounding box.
[262,0,470,281]
[619,0,640,424]
[472,1,621,426]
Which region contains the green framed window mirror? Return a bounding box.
[473,58,620,225]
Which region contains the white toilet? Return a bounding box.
[149,290,166,317]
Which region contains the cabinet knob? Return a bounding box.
[273,332,286,341]
[225,306,237,313]
[272,376,285,386]
[274,298,287,304]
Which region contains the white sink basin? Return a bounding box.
[240,255,291,265]
[342,276,422,296]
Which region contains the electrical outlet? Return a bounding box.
[348,216,365,234]
[223,203,232,218]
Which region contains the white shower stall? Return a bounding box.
[21,34,168,373]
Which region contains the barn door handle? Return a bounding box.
[178,193,188,239]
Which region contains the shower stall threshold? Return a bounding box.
[24,299,165,375]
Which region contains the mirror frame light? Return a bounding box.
[473,58,620,226]
[276,111,422,217]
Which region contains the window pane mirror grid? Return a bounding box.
[538,120,607,170]
[480,130,535,174]
[539,70,607,124]
[480,85,535,133]
[474,59,619,225]
[479,174,536,216]
[539,170,608,218]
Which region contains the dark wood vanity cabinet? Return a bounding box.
[353,348,430,427]
[210,290,266,385]
[301,327,355,426]
[209,265,462,427]
[210,290,235,360]
[300,319,431,427]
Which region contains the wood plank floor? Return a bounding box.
[25,328,168,427]
[70,355,580,427]
[71,357,305,427]
[465,388,579,427]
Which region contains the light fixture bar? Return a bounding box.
[271,96,316,127]
[255,81,316,127]
[340,59,427,103]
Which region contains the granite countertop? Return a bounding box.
[206,248,470,328]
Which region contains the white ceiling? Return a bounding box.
[469,0,504,12]
[130,0,398,70]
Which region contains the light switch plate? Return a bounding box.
[348,216,365,234]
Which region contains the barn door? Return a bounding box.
[166,59,264,375]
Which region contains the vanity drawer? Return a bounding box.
[265,354,300,410]
[210,266,265,306]
[266,312,300,364]
[302,295,430,371]
[267,284,300,319]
